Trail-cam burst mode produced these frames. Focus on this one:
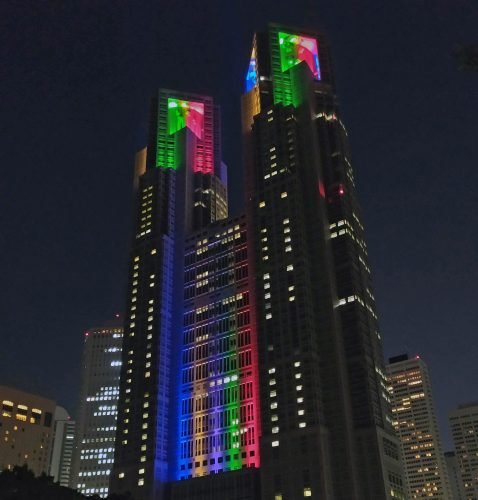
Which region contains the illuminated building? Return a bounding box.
[71,323,123,498]
[242,23,405,500]
[49,406,76,487]
[449,402,478,499]
[110,90,229,500]
[0,385,56,476]
[387,354,451,499]
[111,24,405,500]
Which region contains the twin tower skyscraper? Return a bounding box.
[110,24,406,500]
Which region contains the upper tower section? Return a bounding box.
[146,89,224,180]
[242,23,335,129]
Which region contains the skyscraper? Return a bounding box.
[110,90,228,500]
[49,406,76,488]
[387,354,451,499]
[444,451,467,500]
[241,23,405,500]
[449,403,478,499]
[111,24,405,500]
[71,323,123,497]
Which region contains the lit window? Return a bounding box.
[259,201,266,208]
[272,426,279,434]
[299,422,307,428]
[118,473,125,479]
[294,361,301,367]
[268,368,276,374]
[281,192,288,198]
[304,487,312,497]
[287,265,293,271]
[272,441,279,447]
[271,414,278,421]
[270,402,278,409]
[139,468,145,475]
[289,296,295,301]
[138,479,144,486]
[296,385,303,391]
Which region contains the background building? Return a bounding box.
[0,385,56,476]
[71,322,123,498]
[449,403,478,500]
[48,406,76,487]
[387,354,451,499]
[445,451,467,500]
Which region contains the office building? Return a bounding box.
[49,406,76,487]
[111,24,405,500]
[71,323,123,498]
[387,354,451,498]
[449,403,478,499]
[0,385,56,476]
[444,451,466,500]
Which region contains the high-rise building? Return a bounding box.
[0,386,56,476]
[49,406,76,487]
[110,24,405,500]
[444,451,467,500]
[449,402,478,499]
[110,90,229,500]
[241,24,405,500]
[71,323,123,498]
[387,354,451,499]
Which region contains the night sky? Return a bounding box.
[1,0,477,450]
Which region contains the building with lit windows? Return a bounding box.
[71,323,123,498]
[387,354,451,499]
[110,24,405,500]
[49,406,76,487]
[449,403,478,500]
[0,386,56,476]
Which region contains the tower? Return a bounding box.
[111,23,406,500]
[387,354,451,499]
[110,90,228,500]
[71,323,123,497]
[242,24,405,500]
[449,403,478,500]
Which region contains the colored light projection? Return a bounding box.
[278,31,320,80]
[245,46,258,92]
[156,95,213,174]
[168,99,205,140]
[176,230,260,479]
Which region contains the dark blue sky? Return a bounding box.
[1,0,477,449]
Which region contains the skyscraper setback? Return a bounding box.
[111,24,405,500]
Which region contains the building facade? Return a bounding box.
[449,403,478,499]
[0,386,56,476]
[387,354,451,499]
[49,406,76,487]
[111,24,405,500]
[71,323,123,497]
[110,90,228,500]
[242,24,405,500]
[445,451,467,500]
